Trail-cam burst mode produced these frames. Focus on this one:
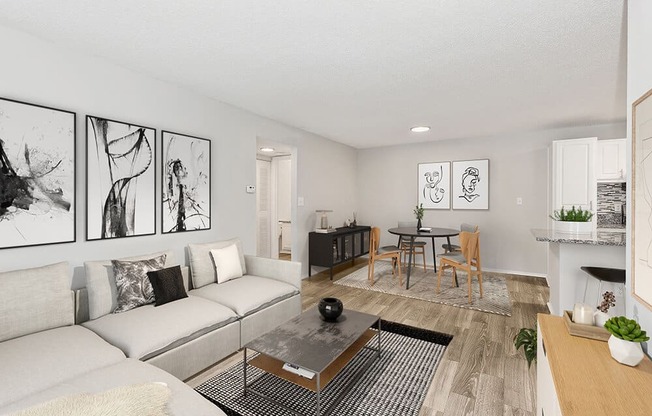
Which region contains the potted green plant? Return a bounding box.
[513,327,537,368]
[550,205,594,234]
[604,316,650,366]
[414,203,424,230]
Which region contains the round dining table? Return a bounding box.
[387,227,460,289]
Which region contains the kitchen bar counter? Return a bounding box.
[532,228,626,315]
[531,228,626,246]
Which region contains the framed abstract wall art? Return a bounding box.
[417,161,450,209]
[632,87,652,311]
[161,131,211,233]
[0,97,76,249]
[452,159,489,210]
[86,115,156,240]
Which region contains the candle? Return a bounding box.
[573,303,594,325]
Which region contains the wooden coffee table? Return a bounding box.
[243,308,381,416]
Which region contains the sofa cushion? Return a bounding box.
[0,262,73,343]
[190,275,299,317]
[0,359,224,416]
[0,325,126,408]
[112,254,166,313]
[188,239,246,289]
[82,295,238,361]
[147,266,188,306]
[85,250,176,320]
[210,244,243,283]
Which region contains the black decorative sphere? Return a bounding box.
[318,297,343,322]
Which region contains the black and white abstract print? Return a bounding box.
[0,98,76,249]
[452,159,489,210]
[162,131,210,233]
[86,116,156,240]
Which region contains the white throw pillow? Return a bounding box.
[210,244,244,283]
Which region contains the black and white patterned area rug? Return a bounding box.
[334,261,512,316]
[195,320,452,416]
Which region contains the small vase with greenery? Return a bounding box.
[514,327,537,368]
[604,316,650,366]
[414,203,424,230]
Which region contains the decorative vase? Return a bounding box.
[318,297,343,322]
[417,218,422,230]
[593,310,610,328]
[608,335,645,366]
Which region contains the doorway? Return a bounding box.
[256,140,294,260]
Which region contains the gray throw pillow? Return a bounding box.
[111,254,167,314]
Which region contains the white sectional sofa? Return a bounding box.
[0,262,222,416]
[187,239,302,346]
[80,249,241,381]
[0,238,302,415]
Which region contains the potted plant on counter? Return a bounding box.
[604,316,650,367]
[550,206,594,234]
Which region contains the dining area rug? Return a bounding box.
[334,261,512,316]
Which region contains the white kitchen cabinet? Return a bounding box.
[596,138,626,181]
[551,137,597,217]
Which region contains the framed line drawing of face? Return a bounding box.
[452,159,489,210]
[418,162,451,209]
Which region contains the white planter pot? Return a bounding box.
[553,220,593,235]
[593,311,610,328]
[608,335,644,366]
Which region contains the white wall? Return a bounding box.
[627,0,652,338]
[0,24,357,283]
[356,123,625,276]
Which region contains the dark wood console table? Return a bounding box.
[308,226,371,279]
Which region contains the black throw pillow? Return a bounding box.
[146,265,188,306]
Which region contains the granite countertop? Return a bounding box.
[531,228,626,246]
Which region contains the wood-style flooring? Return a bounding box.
[187,259,549,416]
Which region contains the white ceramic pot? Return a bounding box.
[553,220,594,235]
[593,311,610,328]
[608,335,645,366]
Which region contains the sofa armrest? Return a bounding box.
[244,255,302,291]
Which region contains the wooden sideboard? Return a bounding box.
[537,313,652,415]
[308,226,370,279]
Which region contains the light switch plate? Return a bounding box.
[246,185,255,194]
[298,196,304,206]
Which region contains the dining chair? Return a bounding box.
[368,227,403,286]
[397,221,427,271]
[442,223,479,253]
[436,230,483,303]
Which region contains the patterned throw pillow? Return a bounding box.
[111,254,166,313]
[147,265,188,306]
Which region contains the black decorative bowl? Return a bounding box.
[318,297,343,322]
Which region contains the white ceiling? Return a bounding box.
[0,1,627,149]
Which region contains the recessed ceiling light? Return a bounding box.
[259,147,275,152]
[410,126,431,133]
